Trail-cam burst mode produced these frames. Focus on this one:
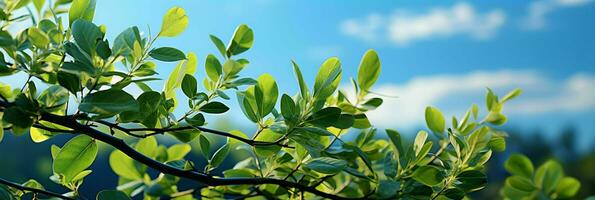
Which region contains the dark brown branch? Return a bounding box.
[0,177,75,200]
[93,120,293,148]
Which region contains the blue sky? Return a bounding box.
[97,0,594,150]
[3,1,594,150]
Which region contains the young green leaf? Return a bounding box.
[555,177,581,198]
[534,160,563,193]
[425,106,445,133]
[69,0,96,25]
[254,74,278,117]
[291,60,309,99]
[226,24,253,56]
[167,144,191,162]
[149,47,186,62]
[254,129,283,157]
[53,135,98,183]
[159,7,188,37]
[504,154,534,178]
[357,49,381,96]
[27,27,50,48]
[412,166,444,186]
[209,35,227,58]
[313,57,342,101]
[280,94,297,121]
[205,54,222,81]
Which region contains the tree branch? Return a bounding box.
[28,111,358,199]
[92,120,293,148]
[0,177,75,200]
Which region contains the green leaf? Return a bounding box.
[237,90,258,122]
[168,128,201,143]
[186,113,205,126]
[27,27,50,48]
[21,179,44,192]
[96,40,111,59]
[291,60,309,99]
[307,107,341,127]
[555,177,581,198]
[79,89,139,115]
[167,144,191,162]
[333,113,354,129]
[504,154,534,178]
[488,135,506,152]
[352,113,371,129]
[254,129,282,157]
[38,86,69,108]
[210,143,230,168]
[209,35,227,58]
[534,160,563,194]
[412,166,444,186]
[53,135,98,183]
[501,88,522,103]
[199,102,229,114]
[413,130,428,156]
[313,57,342,101]
[164,52,198,103]
[181,74,197,98]
[135,137,158,159]
[305,157,347,174]
[69,0,96,26]
[205,54,222,81]
[71,19,102,55]
[443,188,465,200]
[109,150,142,180]
[505,176,536,192]
[361,97,383,110]
[199,134,211,158]
[357,49,381,96]
[456,170,487,192]
[254,73,278,117]
[226,24,253,56]
[159,7,188,37]
[149,47,186,62]
[58,71,82,94]
[386,129,404,156]
[112,26,140,56]
[280,94,297,121]
[486,111,507,125]
[2,107,33,132]
[425,106,445,133]
[97,190,131,200]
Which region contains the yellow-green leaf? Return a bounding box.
[159,7,188,37]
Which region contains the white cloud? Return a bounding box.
[340,2,506,46]
[522,0,592,30]
[363,70,595,129]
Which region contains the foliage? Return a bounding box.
[0,0,564,199]
[501,154,581,200]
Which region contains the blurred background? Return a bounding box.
[1,0,594,199]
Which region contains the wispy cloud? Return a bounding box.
[340,2,506,46]
[363,70,595,128]
[522,0,592,30]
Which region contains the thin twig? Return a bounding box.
[0,177,75,200]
